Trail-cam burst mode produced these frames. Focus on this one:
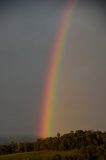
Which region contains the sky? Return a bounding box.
[0,0,105,137]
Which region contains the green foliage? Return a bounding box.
[0,130,106,160]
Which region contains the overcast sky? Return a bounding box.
[0,0,105,137]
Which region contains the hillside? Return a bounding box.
[0,131,106,159]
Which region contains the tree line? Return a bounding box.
[0,130,106,159]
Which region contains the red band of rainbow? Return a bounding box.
[39,0,74,138]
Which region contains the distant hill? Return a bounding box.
[0,136,37,145]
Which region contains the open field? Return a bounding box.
[0,151,81,160]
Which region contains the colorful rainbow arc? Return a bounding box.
[39,0,74,138]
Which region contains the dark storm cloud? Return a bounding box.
[0,0,65,136]
[0,0,105,136]
[54,0,105,134]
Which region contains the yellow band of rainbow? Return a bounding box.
[39,0,75,138]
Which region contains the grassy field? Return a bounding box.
[0,151,78,160]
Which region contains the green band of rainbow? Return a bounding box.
[39,0,75,138]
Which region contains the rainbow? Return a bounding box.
[39,0,74,138]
